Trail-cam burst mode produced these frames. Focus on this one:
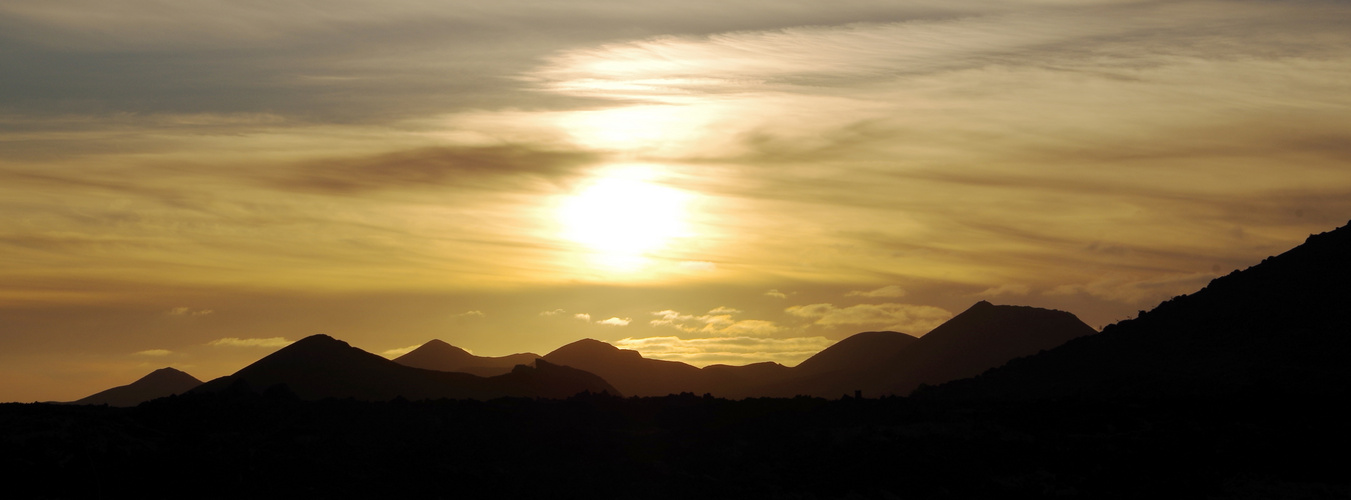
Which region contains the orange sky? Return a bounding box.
[2,0,1349,402]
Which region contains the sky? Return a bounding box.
[2,0,1349,402]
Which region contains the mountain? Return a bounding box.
[393,339,540,377]
[543,339,704,397]
[697,361,793,399]
[865,301,1098,396]
[750,330,920,398]
[538,305,1092,399]
[72,367,203,407]
[754,303,1095,398]
[192,334,618,401]
[931,220,1351,401]
[793,331,919,377]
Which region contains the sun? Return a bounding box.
[558,165,692,270]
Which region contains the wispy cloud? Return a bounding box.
[845,285,905,298]
[1046,272,1218,305]
[785,303,952,334]
[166,307,213,316]
[132,349,172,357]
[651,308,780,336]
[272,145,599,195]
[207,337,293,348]
[381,344,421,358]
[596,317,632,326]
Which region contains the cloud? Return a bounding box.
[273,145,600,195]
[207,337,293,348]
[381,344,421,358]
[596,317,632,326]
[613,335,835,367]
[650,307,780,337]
[785,302,952,334]
[539,308,567,316]
[456,310,486,318]
[764,289,787,299]
[677,261,717,271]
[976,284,1031,297]
[1046,272,1217,305]
[574,313,592,322]
[133,349,172,357]
[845,285,906,298]
[166,307,213,316]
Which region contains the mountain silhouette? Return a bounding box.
[543,339,703,397]
[71,367,203,407]
[697,361,793,399]
[868,301,1097,395]
[931,220,1351,401]
[754,304,1095,397]
[538,306,1093,399]
[751,330,919,397]
[192,334,618,401]
[793,331,919,377]
[393,339,540,377]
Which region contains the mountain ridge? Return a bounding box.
[928,220,1351,401]
[192,334,619,401]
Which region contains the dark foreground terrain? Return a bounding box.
[4,388,1348,499]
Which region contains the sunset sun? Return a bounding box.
[558,165,692,270]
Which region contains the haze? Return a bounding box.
[2,0,1348,402]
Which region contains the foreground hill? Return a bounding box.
[393,339,540,377]
[71,367,202,407]
[933,220,1351,401]
[192,334,618,400]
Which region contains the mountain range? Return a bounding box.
[190,334,618,400]
[71,300,1096,405]
[66,219,1351,406]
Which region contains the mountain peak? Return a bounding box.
[794,331,919,376]
[546,338,633,358]
[72,367,204,407]
[292,333,343,346]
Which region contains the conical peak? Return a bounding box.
[136,367,202,386]
[409,339,469,354]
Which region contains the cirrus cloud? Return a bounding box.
[207,337,293,348]
[785,302,952,334]
[845,285,906,298]
[650,307,780,337]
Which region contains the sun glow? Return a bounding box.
[559,165,692,271]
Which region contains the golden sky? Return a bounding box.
[2,0,1349,402]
